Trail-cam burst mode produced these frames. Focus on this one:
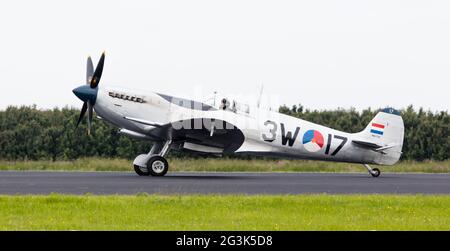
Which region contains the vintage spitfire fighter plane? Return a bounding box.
[73,53,404,177]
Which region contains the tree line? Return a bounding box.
[0,105,448,161]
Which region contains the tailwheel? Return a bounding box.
[370,168,381,178]
[147,156,169,176]
[363,164,381,178]
[134,164,150,176]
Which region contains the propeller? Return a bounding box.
[73,52,105,134]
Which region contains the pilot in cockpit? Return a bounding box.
[220,98,237,112]
[220,98,229,110]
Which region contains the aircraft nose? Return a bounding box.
[72,85,98,104]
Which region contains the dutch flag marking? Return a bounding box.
[370,123,385,135]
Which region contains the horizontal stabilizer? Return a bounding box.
[352,139,383,149]
[352,139,400,154]
[374,144,401,153]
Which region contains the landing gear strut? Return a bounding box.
[363,164,381,177]
[133,140,172,176]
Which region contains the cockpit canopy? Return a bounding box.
[204,94,250,114]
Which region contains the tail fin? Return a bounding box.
[353,108,404,165]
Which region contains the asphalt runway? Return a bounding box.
[1,171,450,195]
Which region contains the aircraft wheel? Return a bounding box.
[134,164,150,176]
[147,156,169,176]
[370,168,381,178]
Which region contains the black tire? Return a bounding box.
[147,156,169,176]
[134,164,150,176]
[370,168,381,177]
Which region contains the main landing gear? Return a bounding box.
[363,164,381,177]
[133,140,172,177]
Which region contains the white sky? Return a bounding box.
[0,0,449,112]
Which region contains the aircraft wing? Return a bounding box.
[123,117,245,154]
[124,116,164,127]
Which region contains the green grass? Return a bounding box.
[0,158,449,173]
[0,194,449,230]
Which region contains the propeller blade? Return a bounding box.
[76,102,88,128]
[87,101,93,135]
[86,56,94,85]
[90,52,105,88]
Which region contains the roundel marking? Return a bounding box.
[302,130,325,152]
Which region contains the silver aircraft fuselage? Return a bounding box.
[92,86,404,166]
